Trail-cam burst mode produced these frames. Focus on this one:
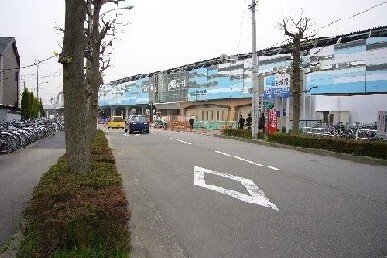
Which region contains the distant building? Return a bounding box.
[0,37,21,122]
[43,91,64,120]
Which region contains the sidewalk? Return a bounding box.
[0,131,66,257]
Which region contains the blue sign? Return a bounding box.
[264,74,291,99]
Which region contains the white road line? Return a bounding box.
[215,150,277,169]
[233,155,265,167]
[176,139,192,145]
[246,160,264,167]
[194,166,279,211]
[233,155,245,161]
[214,150,232,157]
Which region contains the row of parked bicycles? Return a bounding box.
[0,119,64,154]
[301,122,383,141]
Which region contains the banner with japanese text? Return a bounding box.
[264,73,291,99]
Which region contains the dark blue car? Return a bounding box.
[125,115,149,134]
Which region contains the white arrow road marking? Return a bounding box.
[194,166,279,211]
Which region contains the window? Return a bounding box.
[112,116,124,122]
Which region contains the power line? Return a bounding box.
[265,0,387,51]
[21,69,62,79]
[2,55,55,72]
[309,0,387,37]
[236,0,248,53]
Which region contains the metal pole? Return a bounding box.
[36,59,39,99]
[250,0,259,138]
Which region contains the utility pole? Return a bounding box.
[249,0,259,139]
[36,59,39,99]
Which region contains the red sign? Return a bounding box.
[268,110,277,134]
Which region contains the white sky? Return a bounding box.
[1,0,386,105]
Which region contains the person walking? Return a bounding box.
[238,115,245,129]
[258,112,265,132]
[246,113,252,129]
[189,118,195,131]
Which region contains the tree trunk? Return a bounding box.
[87,3,103,138]
[291,37,301,134]
[62,0,91,173]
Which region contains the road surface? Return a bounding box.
[107,128,387,258]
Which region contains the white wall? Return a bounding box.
[314,94,387,123]
[0,109,21,122]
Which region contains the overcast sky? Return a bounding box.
[1,0,386,104]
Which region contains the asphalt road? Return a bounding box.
[108,128,387,258]
[0,131,65,245]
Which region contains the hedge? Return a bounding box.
[221,129,387,160]
[18,130,130,258]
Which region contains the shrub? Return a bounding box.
[267,133,387,160]
[221,129,253,139]
[18,130,130,257]
[221,130,387,160]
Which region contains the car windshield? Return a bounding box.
[112,117,124,122]
[132,116,147,122]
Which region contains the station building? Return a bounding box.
[98,26,387,130]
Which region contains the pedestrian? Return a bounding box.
[238,115,245,129]
[189,117,195,131]
[246,113,252,129]
[258,112,265,132]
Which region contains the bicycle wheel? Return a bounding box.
[0,133,18,154]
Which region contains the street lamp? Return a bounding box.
[100,5,134,18]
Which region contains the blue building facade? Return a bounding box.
[99,26,387,124]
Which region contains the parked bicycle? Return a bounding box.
[0,119,64,154]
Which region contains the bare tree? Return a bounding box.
[55,0,126,172]
[86,0,125,137]
[281,14,314,134]
[59,0,91,172]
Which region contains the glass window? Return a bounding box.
[131,116,147,122]
[112,116,124,122]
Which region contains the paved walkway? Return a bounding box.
[0,132,66,257]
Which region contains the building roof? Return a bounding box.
[108,25,387,85]
[0,37,15,55]
[0,37,20,67]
